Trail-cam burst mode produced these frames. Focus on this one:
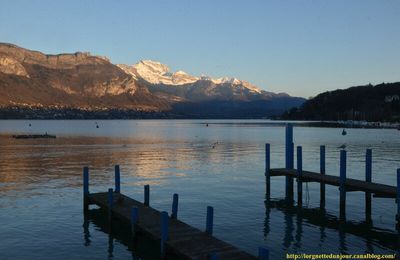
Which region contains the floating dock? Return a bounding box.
[83,166,264,260]
[12,134,56,139]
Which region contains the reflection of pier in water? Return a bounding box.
[264,198,399,252]
[83,208,171,260]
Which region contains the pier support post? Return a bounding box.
[285,124,294,204]
[115,165,120,194]
[161,211,169,256]
[339,150,347,220]
[171,194,179,219]
[108,188,114,220]
[320,146,326,209]
[131,207,138,236]
[297,146,303,207]
[83,166,89,212]
[365,149,372,223]
[258,247,269,260]
[144,185,150,207]
[206,206,214,235]
[265,143,271,200]
[397,169,400,230]
[209,253,218,260]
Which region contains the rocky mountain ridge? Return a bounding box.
[0,43,304,118]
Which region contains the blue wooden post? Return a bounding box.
[131,207,138,236]
[206,206,214,235]
[83,166,89,212]
[144,185,150,206]
[108,188,113,219]
[397,169,400,230]
[115,165,120,194]
[365,149,372,222]
[285,124,294,203]
[258,247,269,260]
[160,211,169,256]
[339,150,347,220]
[210,253,218,260]
[320,145,326,209]
[265,143,271,200]
[171,193,179,219]
[297,146,303,207]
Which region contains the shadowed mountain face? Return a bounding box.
[0,43,305,118]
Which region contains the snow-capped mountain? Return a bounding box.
[119,60,262,93]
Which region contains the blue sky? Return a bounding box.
[1,0,399,97]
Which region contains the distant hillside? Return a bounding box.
[282,82,400,122]
[0,42,305,119]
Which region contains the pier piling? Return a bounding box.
[285,124,294,203]
[297,146,303,207]
[160,211,169,256]
[320,146,326,209]
[115,165,120,193]
[258,247,269,260]
[171,193,179,219]
[144,185,150,207]
[397,169,400,230]
[365,149,372,223]
[339,150,347,220]
[131,207,138,236]
[108,188,113,219]
[265,143,271,200]
[83,166,89,212]
[206,206,214,235]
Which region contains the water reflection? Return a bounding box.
[1,121,400,258]
[0,135,255,196]
[264,199,399,252]
[83,208,184,260]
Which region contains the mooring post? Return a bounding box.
[209,253,218,260]
[206,206,214,235]
[160,211,169,256]
[83,166,89,212]
[297,146,303,207]
[339,150,347,220]
[131,207,138,236]
[320,145,326,209]
[397,169,400,230]
[171,193,179,219]
[144,185,150,207]
[365,149,372,223]
[108,188,114,220]
[265,143,271,200]
[258,247,269,260]
[115,165,120,194]
[285,124,294,203]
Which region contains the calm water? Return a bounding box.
[0,120,399,259]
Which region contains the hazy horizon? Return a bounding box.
[1,1,399,98]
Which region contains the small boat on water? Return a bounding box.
[12,133,56,139]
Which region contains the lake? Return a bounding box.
[0,120,399,259]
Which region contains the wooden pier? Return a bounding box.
[83,166,264,260]
[269,168,397,198]
[265,124,400,229]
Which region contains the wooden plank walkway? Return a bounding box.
[269,168,397,198]
[88,192,256,260]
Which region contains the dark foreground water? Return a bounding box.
[0,120,399,259]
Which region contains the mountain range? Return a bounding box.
[0,43,305,118]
